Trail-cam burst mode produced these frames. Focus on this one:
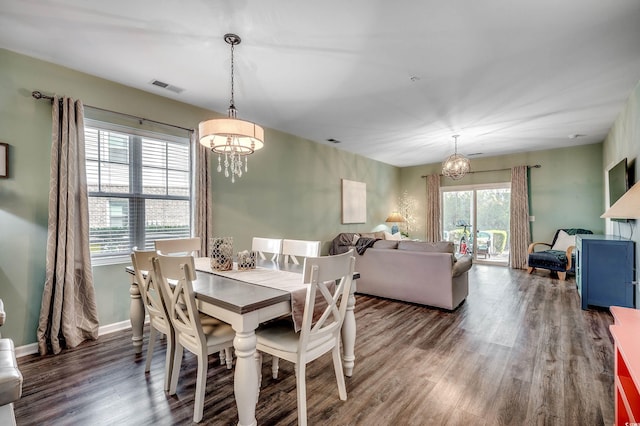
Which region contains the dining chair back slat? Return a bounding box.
[282,239,321,265]
[251,237,283,261]
[155,237,201,256]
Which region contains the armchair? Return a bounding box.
[475,231,492,259]
[527,228,593,280]
[0,299,23,426]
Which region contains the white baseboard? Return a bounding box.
[15,319,137,358]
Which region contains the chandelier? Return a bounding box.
[199,34,264,183]
[442,135,470,180]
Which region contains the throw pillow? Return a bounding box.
[352,233,360,245]
[552,230,575,252]
[383,231,402,241]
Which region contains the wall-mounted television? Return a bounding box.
[608,157,629,222]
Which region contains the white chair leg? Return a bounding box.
[169,344,183,395]
[163,332,174,392]
[225,347,233,369]
[145,327,158,373]
[219,350,225,365]
[332,345,347,400]
[296,363,307,426]
[271,356,280,379]
[193,352,208,423]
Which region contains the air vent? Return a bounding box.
[149,79,185,94]
[326,138,341,144]
[151,79,169,88]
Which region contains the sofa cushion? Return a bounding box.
[373,240,399,249]
[452,255,473,277]
[397,241,454,253]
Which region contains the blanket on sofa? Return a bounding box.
[355,237,379,255]
[329,232,358,255]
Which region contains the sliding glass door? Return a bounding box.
[442,184,511,265]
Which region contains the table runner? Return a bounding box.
[194,258,311,332]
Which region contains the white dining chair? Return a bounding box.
[251,237,283,261]
[154,237,201,256]
[281,239,321,265]
[154,237,232,366]
[255,250,356,426]
[153,253,236,423]
[131,249,175,391]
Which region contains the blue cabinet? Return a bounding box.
[576,234,635,310]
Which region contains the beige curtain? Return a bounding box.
[425,174,442,242]
[194,130,213,256]
[37,96,99,355]
[509,165,531,269]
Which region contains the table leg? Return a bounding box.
[341,279,357,377]
[128,275,144,354]
[233,326,259,426]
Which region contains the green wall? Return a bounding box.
[399,143,605,243]
[0,49,398,347]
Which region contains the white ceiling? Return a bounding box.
[2,0,640,167]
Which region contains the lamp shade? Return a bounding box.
[601,181,640,219]
[385,212,406,223]
[199,117,264,154]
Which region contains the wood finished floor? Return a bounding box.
[14,265,615,425]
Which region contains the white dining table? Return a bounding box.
[125,258,358,426]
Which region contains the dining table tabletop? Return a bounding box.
[125,256,358,426]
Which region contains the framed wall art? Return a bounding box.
[341,178,366,224]
[0,143,8,178]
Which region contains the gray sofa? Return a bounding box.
[334,236,472,310]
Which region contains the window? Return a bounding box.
[85,120,192,260]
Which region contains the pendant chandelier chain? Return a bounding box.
[229,40,235,114]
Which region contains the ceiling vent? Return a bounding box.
[149,79,184,94]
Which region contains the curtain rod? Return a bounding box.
[421,164,541,178]
[31,90,194,133]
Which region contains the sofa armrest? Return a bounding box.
[0,339,22,406]
[452,255,473,277]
